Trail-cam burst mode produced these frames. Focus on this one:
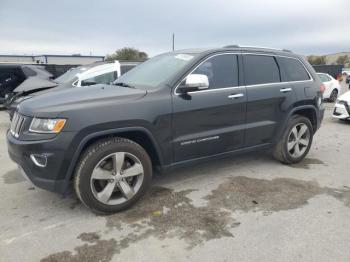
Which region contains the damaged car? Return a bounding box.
[0,64,54,107]
[6,61,138,119]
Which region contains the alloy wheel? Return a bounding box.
[287,123,311,158]
[90,152,144,205]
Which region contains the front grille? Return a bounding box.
[10,112,26,138]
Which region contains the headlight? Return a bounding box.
[29,118,66,133]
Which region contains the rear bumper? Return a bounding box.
[6,130,75,194]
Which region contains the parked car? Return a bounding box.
[317,73,341,102]
[345,74,350,89]
[332,91,350,120]
[342,69,350,76]
[7,46,325,214]
[6,61,138,119]
[0,64,54,106]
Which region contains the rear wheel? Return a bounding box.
[74,137,152,214]
[273,115,313,164]
[329,89,338,102]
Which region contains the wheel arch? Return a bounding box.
[62,127,163,193]
[275,105,319,144]
[289,106,318,133]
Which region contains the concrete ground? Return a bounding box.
[1,87,350,262]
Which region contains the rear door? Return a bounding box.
[172,53,247,162]
[243,54,296,147]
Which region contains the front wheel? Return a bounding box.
[74,137,152,214]
[273,115,313,164]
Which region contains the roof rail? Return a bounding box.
[223,45,292,52]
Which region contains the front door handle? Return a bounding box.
[280,88,292,93]
[228,93,244,99]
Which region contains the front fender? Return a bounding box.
[61,126,163,195]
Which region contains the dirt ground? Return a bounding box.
[0,85,350,262]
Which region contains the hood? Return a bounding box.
[23,81,73,97]
[19,84,147,118]
[13,76,58,92]
[338,91,350,102]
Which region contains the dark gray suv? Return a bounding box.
[7,46,325,213]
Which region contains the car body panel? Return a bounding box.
[6,47,324,195]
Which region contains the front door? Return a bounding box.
[171,54,247,162]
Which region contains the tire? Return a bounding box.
[273,115,313,164]
[329,89,338,102]
[74,137,152,214]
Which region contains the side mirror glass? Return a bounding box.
[177,74,209,94]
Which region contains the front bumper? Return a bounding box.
[6,130,76,194]
[332,102,350,120]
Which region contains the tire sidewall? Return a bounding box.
[75,139,152,214]
[330,89,338,102]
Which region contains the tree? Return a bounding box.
[336,55,350,66]
[105,48,148,61]
[307,55,326,65]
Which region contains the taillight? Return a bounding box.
[320,84,326,93]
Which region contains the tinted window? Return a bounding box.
[121,65,136,75]
[317,73,331,82]
[192,54,238,89]
[83,72,116,85]
[244,55,280,85]
[278,57,310,82]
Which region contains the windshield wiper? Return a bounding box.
[113,82,135,89]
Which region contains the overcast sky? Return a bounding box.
[1,0,349,57]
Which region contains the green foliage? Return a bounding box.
[307,55,326,65]
[105,48,148,61]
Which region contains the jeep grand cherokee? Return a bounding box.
[7,46,325,213]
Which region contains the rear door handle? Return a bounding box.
[280,88,292,93]
[228,93,244,99]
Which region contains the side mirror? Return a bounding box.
[177,74,209,94]
[81,80,97,86]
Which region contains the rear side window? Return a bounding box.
[192,54,238,89]
[278,57,310,82]
[83,71,116,85]
[243,55,280,85]
[317,74,331,82]
[121,65,136,75]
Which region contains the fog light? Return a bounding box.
[30,154,47,167]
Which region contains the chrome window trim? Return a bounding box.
[173,52,313,95]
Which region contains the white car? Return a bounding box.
[317,73,342,102]
[332,91,350,120]
[342,69,350,76]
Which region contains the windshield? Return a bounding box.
[114,53,197,89]
[54,67,86,83]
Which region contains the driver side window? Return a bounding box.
[191,54,238,89]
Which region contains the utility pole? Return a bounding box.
[172,33,175,51]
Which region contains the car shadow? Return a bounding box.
[20,150,274,215]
